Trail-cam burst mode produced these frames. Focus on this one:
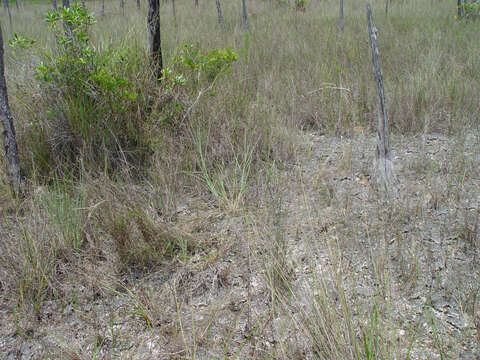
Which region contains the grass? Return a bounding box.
[0,0,479,358]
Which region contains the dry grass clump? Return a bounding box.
[0,176,208,319]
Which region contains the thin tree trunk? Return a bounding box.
[101,0,105,18]
[194,0,198,7]
[2,0,12,29]
[0,23,23,195]
[366,3,394,188]
[385,0,389,16]
[147,0,162,79]
[120,0,125,16]
[137,0,140,10]
[52,0,57,10]
[171,0,176,25]
[216,0,225,28]
[241,0,248,30]
[15,0,19,10]
[457,0,465,17]
[338,0,344,36]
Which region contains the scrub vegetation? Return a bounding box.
[0,0,479,358]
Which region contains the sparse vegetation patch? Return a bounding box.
[0,0,479,359]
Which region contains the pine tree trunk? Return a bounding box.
[147,0,162,79]
[0,23,23,195]
[366,3,394,188]
[338,0,344,36]
[457,0,465,17]
[216,0,225,28]
[2,0,12,29]
[241,0,248,30]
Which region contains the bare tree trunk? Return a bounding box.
[137,0,140,9]
[52,0,57,10]
[101,0,105,18]
[194,0,198,7]
[171,0,176,25]
[241,0,248,30]
[216,0,225,28]
[2,0,12,29]
[457,0,465,17]
[366,3,394,188]
[385,0,389,16]
[338,0,344,36]
[0,23,23,195]
[147,0,162,79]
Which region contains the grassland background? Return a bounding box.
[0,0,479,358]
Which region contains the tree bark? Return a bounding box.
[216,0,225,28]
[2,0,12,29]
[147,0,162,79]
[457,0,465,17]
[171,0,176,25]
[0,23,23,195]
[241,0,248,30]
[338,0,344,36]
[366,3,394,188]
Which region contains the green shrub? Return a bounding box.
[147,44,238,134]
[173,44,238,86]
[15,3,148,178]
[459,0,480,19]
[11,3,239,181]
